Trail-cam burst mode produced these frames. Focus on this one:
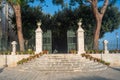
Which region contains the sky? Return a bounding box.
[30,0,120,50]
[30,0,120,15]
[99,0,120,50]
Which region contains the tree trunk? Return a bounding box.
[89,0,108,50]
[93,16,102,50]
[13,4,25,51]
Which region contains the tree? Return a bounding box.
[52,0,117,50]
[17,0,120,51]
[88,0,109,50]
[7,0,26,51]
[20,2,52,50]
[7,0,45,51]
[21,4,43,40]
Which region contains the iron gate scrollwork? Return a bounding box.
[43,30,52,53]
[67,30,77,53]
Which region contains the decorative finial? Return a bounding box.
[78,18,82,26]
[37,20,42,27]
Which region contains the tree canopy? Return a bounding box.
[19,3,120,49]
[51,0,119,50]
[10,0,120,50]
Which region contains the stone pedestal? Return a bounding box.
[77,20,85,54]
[11,41,17,55]
[103,40,109,54]
[35,22,42,54]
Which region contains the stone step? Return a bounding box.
[17,54,107,72]
[19,64,107,72]
[22,62,104,68]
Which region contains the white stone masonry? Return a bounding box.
[11,41,17,55]
[77,19,85,54]
[103,40,109,54]
[35,21,42,54]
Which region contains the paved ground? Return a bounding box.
[0,66,120,80]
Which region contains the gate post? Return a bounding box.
[103,40,109,54]
[35,21,42,54]
[77,19,85,54]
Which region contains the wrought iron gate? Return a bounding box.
[43,30,52,53]
[67,30,77,52]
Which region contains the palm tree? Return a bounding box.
[7,0,25,51]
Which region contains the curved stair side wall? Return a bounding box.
[90,54,120,66]
[0,55,30,67]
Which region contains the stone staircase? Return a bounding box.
[18,54,107,72]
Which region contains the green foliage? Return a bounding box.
[19,2,51,40]
[69,50,77,54]
[21,4,120,50]
[7,0,45,5]
[52,0,117,9]
[0,51,11,55]
[81,53,110,66]
[51,5,120,49]
[21,4,43,40]
[51,0,119,50]
[104,62,110,66]
[10,0,120,50]
[101,7,120,37]
[52,0,64,6]
[17,52,47,65]
[51,8,78,37]
[16,50,35,55]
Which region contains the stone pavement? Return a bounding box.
[0,66,120,80]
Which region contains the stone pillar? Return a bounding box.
[11,41,17,55]
[77,19,85,54]
[103,40,109,54]
[35,21,42,54]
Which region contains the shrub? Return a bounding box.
[98,50,103,53]
[86,50,90,54]
[89,56,93,60]
[81,53,85,57]
[89,50,93,54]
[99,60,105,63]
[104,62,110,66]
[93,58,97,62]
[17,52,44,65]
[85,54,90,59]
[69,50,77,54]
[80,53,110,66]
[43,50,49,54]
[0,51,11,55]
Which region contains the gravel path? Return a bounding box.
[0,67,120,80]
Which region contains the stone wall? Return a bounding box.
[0,55,30,67]
[90,54,120,66]
[1,54,120,67]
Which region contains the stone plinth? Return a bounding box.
[103,40,109,54]
[0,55,30,67]
[35,22,42,54]
[11,41,17,55]
[77,20,85,54]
